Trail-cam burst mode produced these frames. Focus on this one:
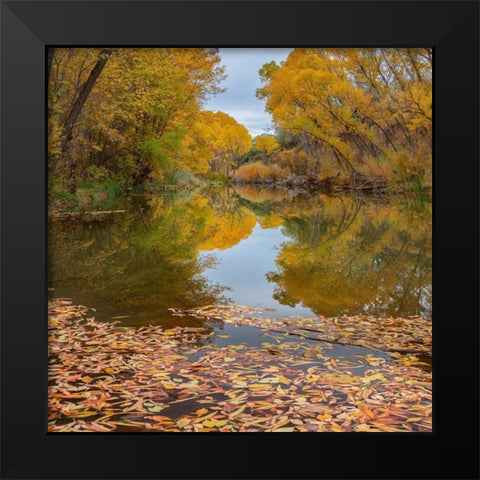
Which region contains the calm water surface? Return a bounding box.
[49,186,431,352]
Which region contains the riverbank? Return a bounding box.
[48,179,198,214]
[234,173,432,198]
[49,176,432,217]
[48,299,431,433]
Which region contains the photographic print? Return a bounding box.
[48,47,432,433]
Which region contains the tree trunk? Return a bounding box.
[61,49,112,152]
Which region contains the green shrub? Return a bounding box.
[48,174,79,205]
[75,179,123,204]
[100,180,123,197]
[55,189,79,205]
[172,170,197,186]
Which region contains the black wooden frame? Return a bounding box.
[1,1,478,478]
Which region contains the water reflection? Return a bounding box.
[49,186,431,326]
[233,188,431,319]
[48,194,232,326]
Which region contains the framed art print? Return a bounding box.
[1,1,478,479]
[46,45,434,434]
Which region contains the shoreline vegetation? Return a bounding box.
[49,172,431,214]
[49,181,431,221]
[48,178,431,217]
[48,300,431,433]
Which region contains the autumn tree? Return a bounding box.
[253,135,280,157]
[256,48,432,186]
[62,49,113,151]
[48,48,225,187]
[179,111,252,178]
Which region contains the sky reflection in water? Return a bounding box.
[49,188,432,335]
[200,223,315,318]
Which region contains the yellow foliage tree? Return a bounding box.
[254,135,280,156]
[180,111,252,177]
[257,48,432,181]
[48,48,225,185]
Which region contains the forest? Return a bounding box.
[48,47,431,206]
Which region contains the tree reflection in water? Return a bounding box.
[236,190,432,320]
[49,187,431,328]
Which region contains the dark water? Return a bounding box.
[49,186,432,347]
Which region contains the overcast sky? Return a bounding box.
[203,48,293,138]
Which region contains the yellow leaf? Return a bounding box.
[271,416,290,431]
[277,375,291,385]
[365,373,387,382]
[177,418,191,428]
[160,382,176,389]
[317,413,332,421]
[363,405,375,418]
[261,377,281,383]
[203,419,227,428]
[232,381,248,387]
[275,427,295,432]
[406,417,423,422]
[74,411,98,418]
[229,405,246,417]
[197,412,216,422]
[322,373,362,384]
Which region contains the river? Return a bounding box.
[48,185,431,354]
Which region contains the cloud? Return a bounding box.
[204,48,292,137]
[208,108,275,138]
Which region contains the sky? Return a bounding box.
[203,48,293,138]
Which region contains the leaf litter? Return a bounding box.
[48,300,431,432]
